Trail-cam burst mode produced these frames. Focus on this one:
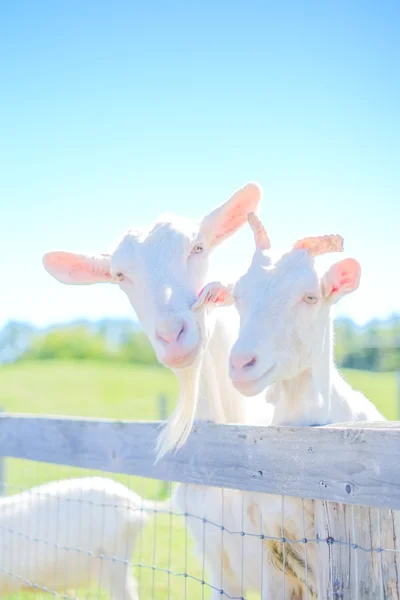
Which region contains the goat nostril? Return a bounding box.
[230,355,258,371]
[177,324,185,341]
[156,331,169,344]
[244,357,257,369]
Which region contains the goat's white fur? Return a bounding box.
[0,477,169,599]
[41,184,281,598]
[42,182,269,460]
[198,220,386,597]
[42,187,388,597]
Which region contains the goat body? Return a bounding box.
[41,183,283,597]
[0,476,167,599]
[171,308,292,599]
[197,218,388,597]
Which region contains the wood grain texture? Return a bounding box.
[1,414,400,597]
[0,408,4,495]
[314,500,400,599]
[1,414,400,510]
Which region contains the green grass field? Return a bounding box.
[0,360,397,599]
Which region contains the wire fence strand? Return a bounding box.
[1,458,400,600]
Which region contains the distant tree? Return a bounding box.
[2,313,399,371]
[380,348,400,371]
[119,331,159,366]
[19,325,160,366]
[22,327,113,361]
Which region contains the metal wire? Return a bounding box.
[301,497,310,600]
[1,467,399,600]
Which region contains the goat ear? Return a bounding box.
[192,281,234,311]
[42,251,115,285]
[200,182,262,250]
[322,258,361,303]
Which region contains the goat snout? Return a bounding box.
[155,318,185,345]
[154,315,201,369]
[230,353,258,372]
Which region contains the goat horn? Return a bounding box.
[293,234,344,257]
[247,213,271,250]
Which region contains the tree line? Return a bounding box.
[1,315,399,371]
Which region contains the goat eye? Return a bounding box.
[191,244,204,255]
[303,294,318,304]
[115,272,125,282]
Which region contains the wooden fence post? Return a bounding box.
[397,370,400,420]
[0,408,5,495]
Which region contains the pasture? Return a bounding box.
[0,360,397,599]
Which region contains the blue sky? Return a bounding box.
[1,0,399,328]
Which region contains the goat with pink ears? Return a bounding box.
[42,184,276,600]
[195,213,383,426]
[194,213,386,597]
[42,184,274,456]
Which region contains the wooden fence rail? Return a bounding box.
[1,414,400,598]
[0,413,400,510]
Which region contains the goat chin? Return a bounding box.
[154,358,202,462]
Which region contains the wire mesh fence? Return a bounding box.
[1,417,400,599]
[1,457,400,600]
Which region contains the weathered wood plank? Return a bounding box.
[314,501,400,599]
[1,415,400,510]
[0,408,5,495]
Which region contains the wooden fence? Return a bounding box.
[1,414,400,598]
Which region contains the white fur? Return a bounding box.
[220,242,383,425]
[0,477,169,599]
[42,182,267,458]
[41,184,282,598]
[198,228,386,597]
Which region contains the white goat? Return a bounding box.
[195,213,386,597]
[0,476,168,599]
[42,183,273,456]
[42,184,276,599]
